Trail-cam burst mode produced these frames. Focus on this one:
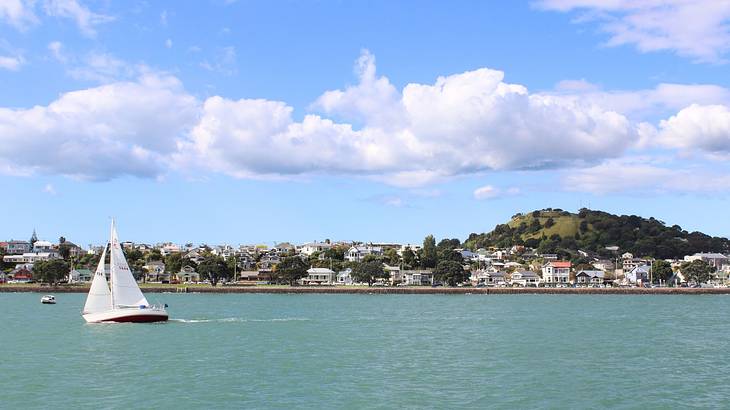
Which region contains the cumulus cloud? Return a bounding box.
[655,104,730,154]
[535,0,730,63]
[47,41,66,63]
[0,73,198,180]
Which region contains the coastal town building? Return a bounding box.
[0,240,31,255]
[298,241,332,256]
[510,271,540,287]
[684,253,729,270]
[575,270,605,285]
[542,261,571,285]
[404,270,434,286]
[304,268,335,285]
[345,245,383,262]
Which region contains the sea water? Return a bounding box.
[1,292,729,409]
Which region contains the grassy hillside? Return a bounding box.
[464,208,730,260]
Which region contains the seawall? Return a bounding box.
[2,285,730,295]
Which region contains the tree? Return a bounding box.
[402,247,417,269]
[276,256,308,286]
[421,235,437,268]
[147,249,163,262]
[435,260,468,286]
[383,248,400,265]
[680,260,713,284]
[652,260,673,283]
[197,255,230,286]
[32,259,69,285]
[544,218,555,228]
[164,253,183,275]
[352,261,386,286]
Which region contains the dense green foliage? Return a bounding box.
[197,255,231,286]
[420,235,437,268]
[680,260,714,284]
[352,261,387,286]
[32,259,69,284]
[652,260,674,283]
[275,256,308,286]
[465,208,730,259]
[434,260,468,286]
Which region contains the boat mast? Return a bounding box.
[110,219,115,308]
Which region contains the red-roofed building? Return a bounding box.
[542,261,572,285]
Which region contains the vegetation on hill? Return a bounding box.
[465,208,730,260]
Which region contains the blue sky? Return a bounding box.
[1,0,730,246]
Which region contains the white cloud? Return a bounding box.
[43,0,114,37]
[473,185,499,200]
[165,39,172,49]
[160,10,167,26]
[0,54,23,70]
[536,0,730,63]
[0,73,198,180]
[549,82,730,120]
[0,0,38,29]
[655,104,730,153]
[563,158,730,194]
[473,185,521,200]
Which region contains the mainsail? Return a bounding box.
[110,221,149,307]
[82,246,111,314]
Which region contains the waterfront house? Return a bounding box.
[626,265,650,284]
[68,268,93,283]
[304,268,335,285]
[575,270,605,286]
[403,270,434,286]
[542,261,571,285]
[511,271,540,287]
[3,251,59,266]
[174,266,200,283]
[337,268,353,285]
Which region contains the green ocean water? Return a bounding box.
[1,292,729,409]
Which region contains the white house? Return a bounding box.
[298,241,332,256]
[337,268,353,285]
[684,253,729,270]
[626,265,650,284]
[511,271,540,287]
[304,268,335,285]
[542,261,571,285]
[345,246,383,262]
[3,252,58,265]
[68,268,93,283]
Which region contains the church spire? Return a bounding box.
[30,229,38,246]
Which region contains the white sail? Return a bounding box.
[83,246,112,314]
[110,222,149,307]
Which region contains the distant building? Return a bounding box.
[68,268,93,283]
[542,261,571,285]
[303,268,335,285]
[0,240,31,255]
[684,253,729,270]
[298,241,332,256]
[403,270,434,286]
[575,270,605,285]
[511,271,540,287]
[345,246,383,262]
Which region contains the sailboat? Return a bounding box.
[82,221,168,323]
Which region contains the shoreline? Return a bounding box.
[2,285,729,295]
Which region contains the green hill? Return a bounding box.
[465,208,730,260]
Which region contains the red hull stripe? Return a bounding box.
[100,315,169,323]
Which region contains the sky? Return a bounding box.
[1,0,730,247]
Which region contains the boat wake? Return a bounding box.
[169,317,311,324]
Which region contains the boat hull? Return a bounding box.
[83,307,168,323]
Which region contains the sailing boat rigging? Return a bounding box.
[82,220,168,323]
